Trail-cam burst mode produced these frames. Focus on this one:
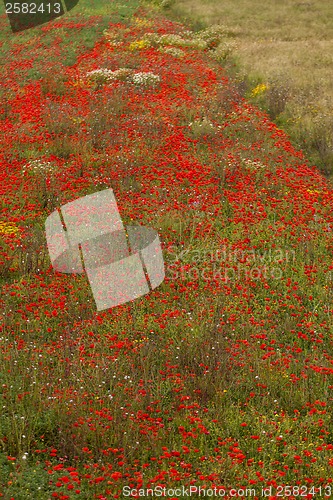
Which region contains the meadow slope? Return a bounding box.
[161,0,333,176]
[1,2,333,498]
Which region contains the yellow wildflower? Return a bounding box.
[128,39,151,51]
[307,189,320,195]
[251,83,268,97]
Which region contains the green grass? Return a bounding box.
[0,0,141,69]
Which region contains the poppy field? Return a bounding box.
[1,0,333,498]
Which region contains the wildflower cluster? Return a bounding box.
[128,39,151,51]
[86,68,121,85]
[242,158,266,171]
[142,25,236,61]
[158,46,185,58]
[144,0,174,8]
[194,24,230,49]
[0,222,19,235]
[211,39,236,62]
[133,17,153,28]
[103,29,123,46]
[86,68,160,87]
[22,159,55,176]
[188,117,217,137]
[131,71,161,87]
[192,24,237,61]
[251,83,268,97]
[143,31,206,50]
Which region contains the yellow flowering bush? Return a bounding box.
[0,222,19,235]
[251,83,268,98]
[307,189,320,195]
[128,39,151,51]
